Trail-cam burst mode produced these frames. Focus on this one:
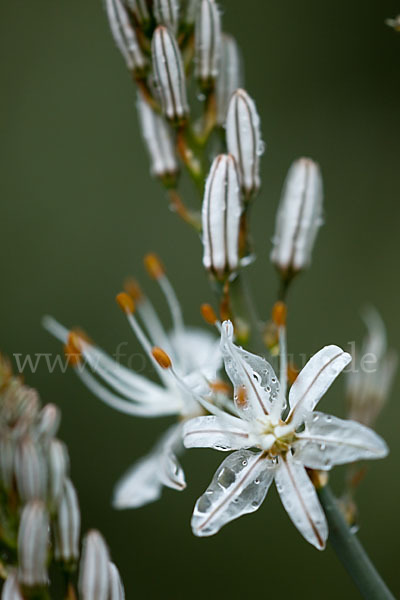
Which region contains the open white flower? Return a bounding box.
[183,320,388,548]
[43,257,221,509]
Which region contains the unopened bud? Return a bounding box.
[48,439,69,508]
[270,158,323,274]
[1,570,23,600]
[18,501,49,587]
[137,94,179,182]
[105,0,147,73]
[152,26,189,122]
[195,0,221,85]
[54,479,81,563]
[202,154,242,278]
[109,562,125,600]
[79,530,110,600]
[154,0,180,33]
[216,34,243,125]
[14,437,47,502]
[226,89,262,199]
[36,403,61,439]
[126,0,150,24]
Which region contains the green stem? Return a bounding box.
[317,484,395,600]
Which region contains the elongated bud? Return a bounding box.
[216,34,243,125]
[18,501,49,587]
[109,562,125,600]
[202,154,242,278]
[1,570,23,600]
[226,89,263,199]
[79,530,110,600]
[152,26,189,122]
[48,439,69,508]
[154,0,180,33]
[270,158,323,274]
[36,403,61,439]
[126,0,150,24]
[106,0,147,73]
[54,479,81,563]
[137,94,179,184]
[182,0,199,25]
[195,0,221,86]
[14,437,47,502]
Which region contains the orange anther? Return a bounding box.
[210,381,231,394]
[287,363,299,385]
[67,332,84,355]
[144,253,165,280]
[236,385,247,408]
[272,301,287,327]
[151,346,172,369]
[116,292,135,314]
[124,278,144,303]
[201,303,218,325]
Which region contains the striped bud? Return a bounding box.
[182,0,199,25]
[270,158,323,274]
[126,0,150,24]
[152,26,189,121]
[18,501,49,587]
[154,0,180,33]
[109,562,125,600]
[202,154,242,278]
[36,403,61,439]
[216,34,243,125]
[2,571,23,600]
[48,439,69,507]
[137,94,179,182]
[54,479,81,563]
[14,437,47,502]
[79,531,110,600]
[195,0,221,85]
[106,0,147,73]
[226,88,263,199]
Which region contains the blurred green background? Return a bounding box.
[1,0,400,597]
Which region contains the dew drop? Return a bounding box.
[254,478,260,485]
[242,460,248,467]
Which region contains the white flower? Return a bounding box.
[43,260,221,508]
[183,320,388,548]
[346,307,397,427]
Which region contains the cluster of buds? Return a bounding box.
[0,354,125,598]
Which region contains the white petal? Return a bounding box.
[295,412,389,469]
[183,415,250,450]
[113,425,185,509]
[288,345,351,426]
[275,453,327,550]
[169,327,222,377]
[221,320,278,419]
[191,450,274,536]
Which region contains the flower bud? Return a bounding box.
[216,34,243,126]
[195,0,221,85]
[154,0,180,33]
[182,0,199,25]
[109,562,125,600]
[126,0,150,24]
[18,501,49,587]
[48,439,69,507]
[152,26,189,121]
[137,94,179,183]
[36,403,61,439]
[14,437,47,502]
[226,88,262,199]
[54,479,81,563]
[106,0,147,73]
[1,570,23,600]
[202,154,242,278]
[79,530,110,600]
[270,158,323,274]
